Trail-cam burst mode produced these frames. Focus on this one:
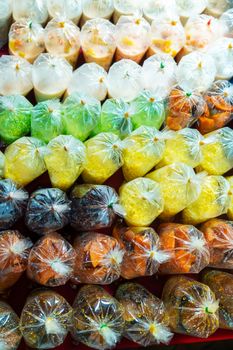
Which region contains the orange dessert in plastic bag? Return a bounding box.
[158,223,210,274]
[162,276,219,338]
[0,230,32,293]
[113,223,169,279]
[72,232,124,284]
[27,232,76,287]
[116,283,173,346]
[0,301,22,350]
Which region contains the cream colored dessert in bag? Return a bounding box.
[12,0,48,25]
[113,0,141,24]
[175,0,207,25]
[47,0,82,25]
[81,0,114,25]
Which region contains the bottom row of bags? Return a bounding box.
[2,270,233,350]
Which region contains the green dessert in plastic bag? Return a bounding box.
[0,151,4,178]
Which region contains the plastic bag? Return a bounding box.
[0,301,22,350]
[0,230,32,292]
[206,0,232,17]
[0,152,4,178]
[113,224,169,279]
[0,55,33,96]
[175,0,207,23]
[165,86,208,130]
[107,59,142,102]
[82,132,123,184]
[12,0,48,24]
[4,137,47,186]
[80,18,116,71]
[9,20,45,63]
[44,18,81,67]
[82,0,114,22]
[157,128,203,168]
[147,163,201,220]
[0,179,29,230]
[70,184,123,231]
[208,37,233,80]
[72,232,124,284]
[25,188,71,234]
[66,63,108,101]
[32,53,73,102]
[62,92,101,141]
[116,283,173,346]
[122,127,166,181]
[220,8,233,37]
[44,135,86,191]
[115,15,151,63]
[197,127,233,175]
[119,177,164,226]
[0,95,33,145]
[142,0,177,23]
[20,290,72,349]
[182,174,230,225]
[72,285,124,350]
[47,0,82,25]
[162,276,219,338]
[113,0,141,23]
[200,219,233,268]
[0,0,12,49]
[227,175,233,219]
[158,223,209,273]
[31,99,63,144]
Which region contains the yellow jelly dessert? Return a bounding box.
[226,176,233,220]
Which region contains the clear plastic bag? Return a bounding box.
[227,175,233,219]
[9,20,45,63]
[113,224,169,279]
[0,55,33,96]
[44,135,86,191]
[220,8,233,37]
[0,95,33,145]
[113,0,141,23]
[0,301,22,350]
[72,232,124,284]
[4,137,47,186]
[119,177,164,226]
[70,184,123,231]
[182,174,230,225]
[12,0,48,24]
[20,290,72,349]
[0,0,12,49]
[175,0,207,23]
[142,0,177,23]
[162,276,219,338]
[0,230,32,292]
[47,0,82,25]
[27,232,76,287]
[208,37,233,80]
[158,223,210,273]
[82,132,123,184]
[82,0,114,22]
[0,179,29,230]
[25,188,71,234]
[72,285,124,350]
[62,92,101,141]
[205,0,232,17]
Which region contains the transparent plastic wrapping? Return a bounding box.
[72,285,124,349]
[27,232,76,286]
[0,301,22,350]
[122,127,166,181]
[113,0,141,24]
[115,15,151,63]
[80,18,116,71]
[25,188,71,234]
[113,224,169,279]
[12,0,48,24]
[157,128,203,168]
[0,178,29,230]
[182,174,230,225]
[44,18,81,67]
[9,20,45,63]
[119,177,164,226]
[82,0,114,23]
[147,163,201,220]
[227,175,233,219]
[4,137,47,186]
[202,270,233,330]
[62,92,101,141]
[20,290,72,349]
[0,95,33,145]
[142,0,177,23]
[197,127,233,175]
[32,53,73,102]
[158,223,209,273]
[70,184,123,231]
[200,219,233,269]
[31,99,63,144]
[107,59,142,102]
[66,63,108,101]
[165,86,207,130]
[220,8,233,37]
[205,0,232,17]
[82,132,123,184]
[162,276,219,338]
[44,135,86,191]
[0,55,33,96]
[0,0,12,49]
[72,232,124,284]
[142,54,177,99]
[115,283,173,346]
[208,37,233,80]
[0,230,32,292]
[0,152,4,178]
[47,0,82,24]
[176,0,207,23]
[177,51,216,92]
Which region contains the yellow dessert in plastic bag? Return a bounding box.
[226,176,233,220]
